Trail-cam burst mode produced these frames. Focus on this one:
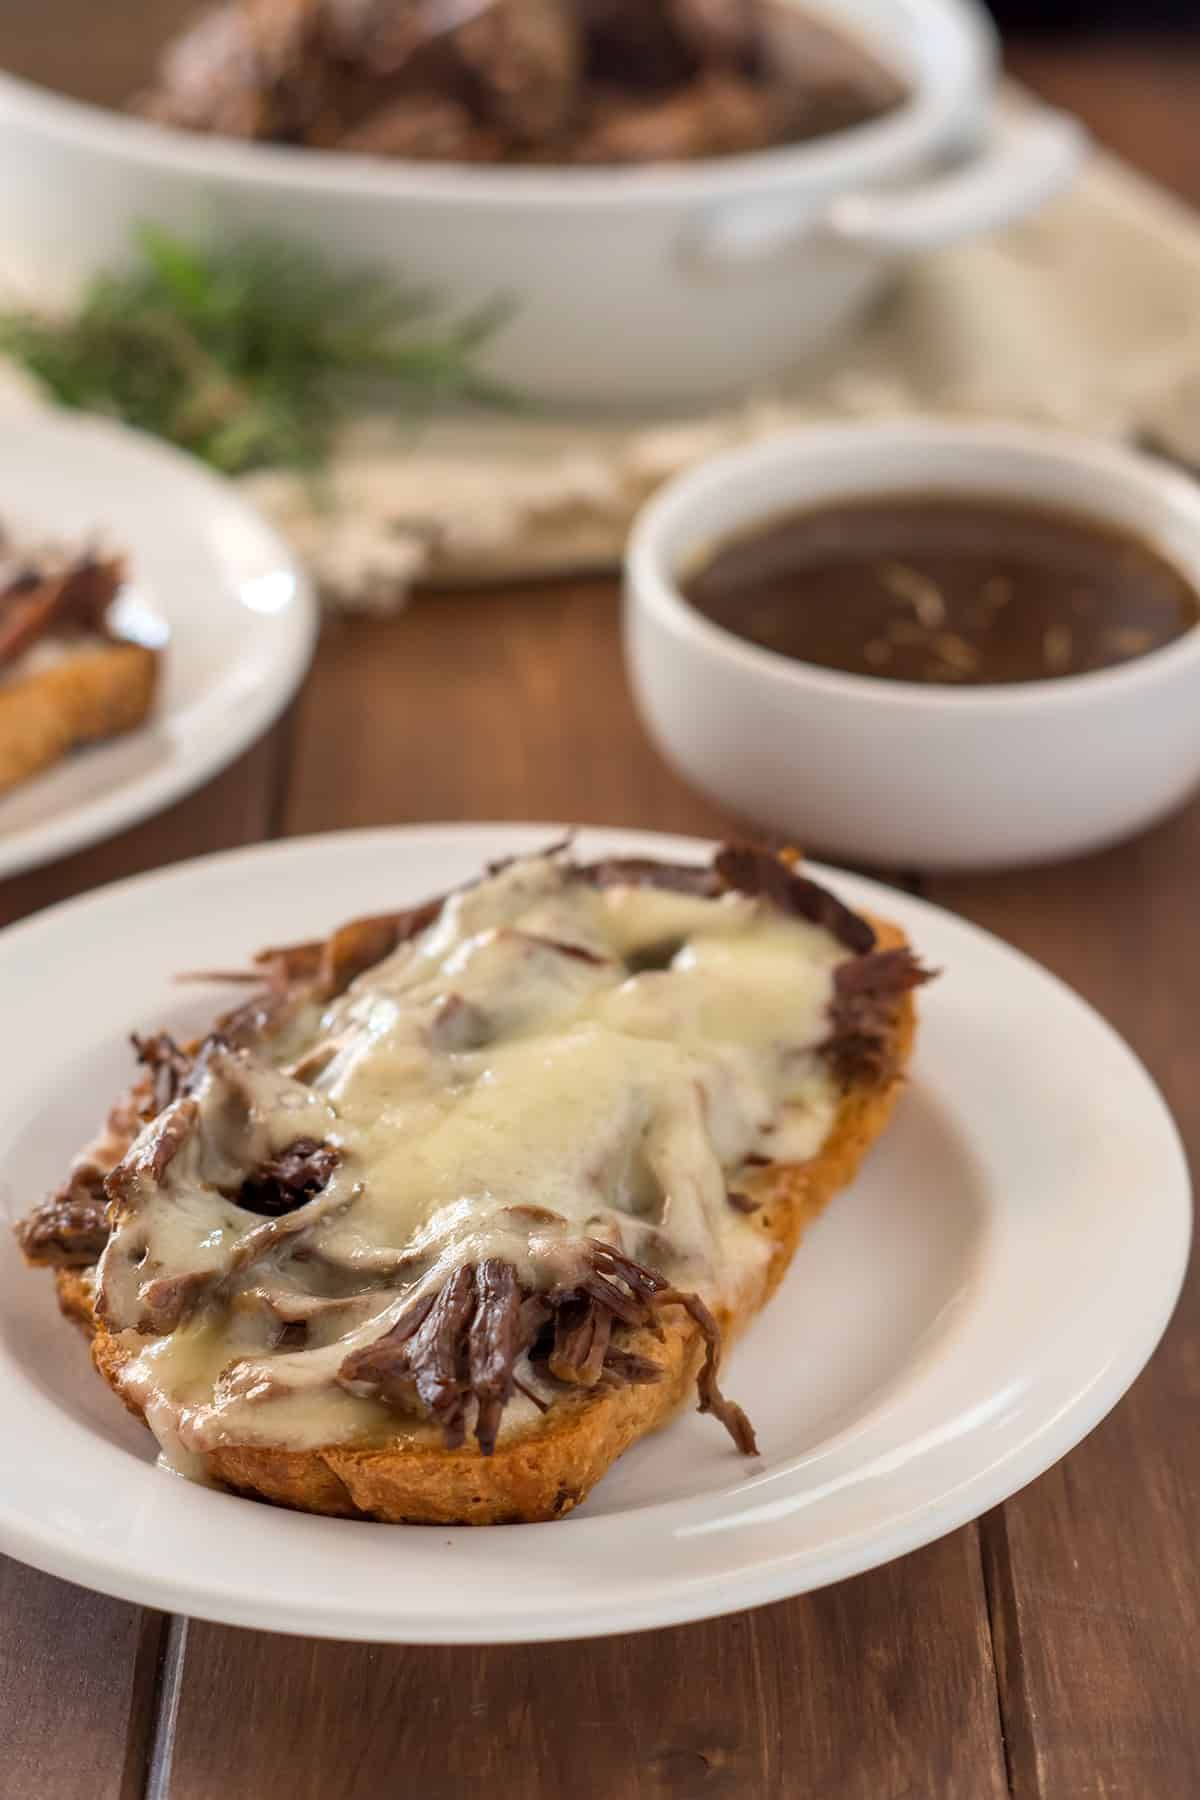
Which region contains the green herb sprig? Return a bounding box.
[0,227,514,476]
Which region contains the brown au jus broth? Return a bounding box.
[681,494,1200,687]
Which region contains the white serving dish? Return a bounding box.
[0,0,1082,408]
[624,420,1200,871]
[0,408,316,880]
[0,824,1188,1640]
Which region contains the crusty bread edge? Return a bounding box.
[0,641,158,797]
[66,917,917,1526]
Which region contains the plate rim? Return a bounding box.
[0,410,318,880]
[0,822,1190,1641]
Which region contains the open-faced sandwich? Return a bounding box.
[0,532,159,798]
[16,842,931,1524]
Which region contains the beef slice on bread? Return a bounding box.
[0,546,158,797]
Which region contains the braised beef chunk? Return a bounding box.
[577,0,696,88]
[573,70,769,161]
[455,0,580,145]
[339,93,494,157]
[824,947,933,1084]
[16,1176,110,1268]
[237,1139,341,1216]
[339,1238,755,1456]
[136,0,906,162]
[670,0,760,68]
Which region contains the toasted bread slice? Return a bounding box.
[59,915,917,1526]
[0,640,158,797]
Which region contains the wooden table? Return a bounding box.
[2,35,1198,1800]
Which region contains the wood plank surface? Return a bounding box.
[0,726,292,1800]
[1008,39,1200,197]
[284,590,732,839]
[171,1536,1005,1800]
[0,1568,162,1800]
[934,40,1200,1800]
[927,803,1200,1800]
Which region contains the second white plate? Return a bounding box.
[0,825,1189,1640]
[0,409,317,879]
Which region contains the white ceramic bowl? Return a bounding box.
[0,0,1082,408]
[624,420,1200,871]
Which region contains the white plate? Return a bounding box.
[0,411,317,879]
[0,825,1189,1642]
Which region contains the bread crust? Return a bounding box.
[0,641,158,797]
[62,916,918,1526]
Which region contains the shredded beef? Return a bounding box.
[485,832,573,877]
[516,931,610,966]
[131,1032,193,1115]
[468,1258,526,1454]
[548,1295,613,1385]
[713,845,876,954]
[601,1347,663,1385]
[823,948,934,1084]
[0,554,124,668]
[727,1190,760,1215]
[574,856,720,896]
[659,1286,758,1454]
[247,893,447,1002]
[573,844,877,959]
[16,1174,110,1269]
[341,1265,478,1447]
[317,898,447,997]
[237,1139,341,1216]
[341,1264,534,1454]
[139,1267,217,1333]
[251,939,326,984]
[339,1237,755,1457]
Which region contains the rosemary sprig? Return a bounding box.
[0,227,515,476]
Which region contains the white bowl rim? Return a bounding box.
[626,417,1200,714]
[0,0,994,210]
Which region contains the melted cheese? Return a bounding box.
[99,854,849,1460]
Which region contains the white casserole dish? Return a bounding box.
[624,420,1200,870]
[0,0,1082,408]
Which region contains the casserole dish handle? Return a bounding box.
[683,108,1086,273]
